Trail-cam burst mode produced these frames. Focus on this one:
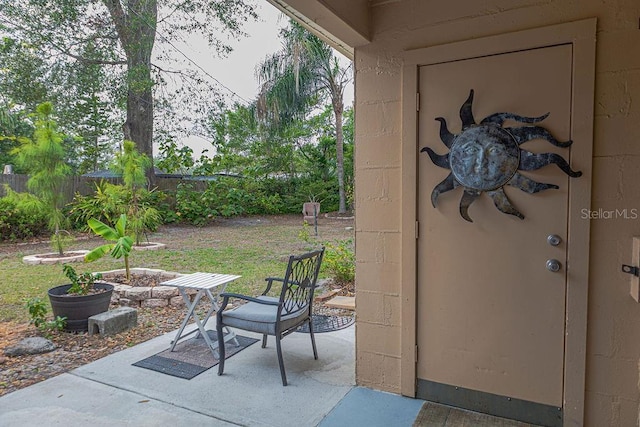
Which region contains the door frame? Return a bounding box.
[400,18,595,425]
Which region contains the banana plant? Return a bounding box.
[85,214,134,281]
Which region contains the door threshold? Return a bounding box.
[414,401,544,427]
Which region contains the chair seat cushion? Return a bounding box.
[222,296,308,335]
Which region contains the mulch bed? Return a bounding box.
[0,306,185,397]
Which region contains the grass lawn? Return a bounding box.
[0,215,354,323]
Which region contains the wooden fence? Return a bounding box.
[0,174,210,201]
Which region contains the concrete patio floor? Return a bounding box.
[0,319,539,426]
[0,321,425,426]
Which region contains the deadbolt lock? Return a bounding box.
[546,259,562,272]
[547,234,562,246]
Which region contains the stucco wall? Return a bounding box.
[354,0,640,424]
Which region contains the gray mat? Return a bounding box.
[133,331,258,379]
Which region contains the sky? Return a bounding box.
[168,3,284,156]
[167,3,353,158]
[184,3,286,103]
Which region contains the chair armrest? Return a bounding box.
[219,292,280,306]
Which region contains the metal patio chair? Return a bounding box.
[216,247,325,386]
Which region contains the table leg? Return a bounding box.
[204,289,239,347]
[170,288,201,351]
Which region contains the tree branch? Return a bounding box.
[47,38,126,65]
[102,0,130,53]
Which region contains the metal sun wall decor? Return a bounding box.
[421,89,582,222]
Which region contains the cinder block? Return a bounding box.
[88,307,138,336]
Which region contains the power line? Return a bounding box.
[124,4,250,104]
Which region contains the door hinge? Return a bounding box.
[415,221,419,239]
[416,92,420,112]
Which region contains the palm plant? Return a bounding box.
[85,214,134,281]
[257,21,352,213]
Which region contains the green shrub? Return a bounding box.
[68,181,127,229]
[323,239,355,285]
[173,176,340,223]
[26,297,66,336]
[68,181,167,232]
[0,187,48,241]
[174,182,218,226]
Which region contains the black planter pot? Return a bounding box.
[48,283,114,332]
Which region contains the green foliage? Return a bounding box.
[0,105,33,172]
[62,264,103,295]
[13,103,72,254]
[174,183,219,226]
[1,0,258,172]
[173,175,345,226]
[85,214,134,280]
[68,181,167,231]
[298,222,313,245]
[0,186,48,241]
[323,239,355,285]
[68,182,124,229]
[256,20,352,213]
[115,140,149,190]
[156,137,194,173]
[111,140,161,245]
[26,297,66,336]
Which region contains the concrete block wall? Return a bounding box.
[354,39,403,393]
[353,0,640,423]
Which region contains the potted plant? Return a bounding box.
[47,264,114,332]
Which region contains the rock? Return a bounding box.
[124,287,151,301]
[4,337,56,357]
[119,298,140,307]
[141,298,168,308]
[151,286,179,299]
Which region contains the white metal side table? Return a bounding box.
[161,272,241,357]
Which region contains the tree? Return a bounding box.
[0,1,258,183]
[0,33,121,172]
[257,21,352,213]
[14,103,71,255]
[0,106,33,172]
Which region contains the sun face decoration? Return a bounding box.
[421,89,582,222]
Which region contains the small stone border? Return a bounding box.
[22,250,90,265]
[131,242,166,251]
[97,268,188,309]
[324,213,354,220]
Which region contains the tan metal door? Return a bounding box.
[417,45,573,421]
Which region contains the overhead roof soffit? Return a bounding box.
[265,0,371,60]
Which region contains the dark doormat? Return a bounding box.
[132,331,258,380]
[296,314,355,334]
